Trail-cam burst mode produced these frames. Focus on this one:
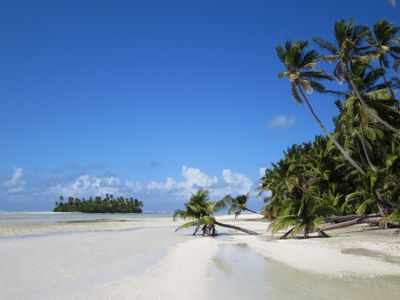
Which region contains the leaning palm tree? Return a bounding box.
[314,19,400,134]
[276,39,367,176]
[369,19,400,99]
[330,63,399,216]
[173,189,215,235]
[173,189,258,236]
[330,64,398,171]
[218,194,259,218]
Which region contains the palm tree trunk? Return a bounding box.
[193,224,200,235]
[379,58,398,102]
[374,190,395,216]
[321,216,382,231]
[356,115,393,215]
[358,126,394,216]
[211,224,217,236]
[345,63,400,133]
[280,227,294,239]
[213,220,258,235]
[354,139,368,166]
[304,228,309,238]
[359,123,377,172]
[325,214,380,223]
[244,207,259,214]
[317,230,330,238]
[298,86,367,176]
[201,224,208,236]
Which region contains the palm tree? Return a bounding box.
[276,39,367,176]
[369,19,400,99]
[330,63,399,215]
[381,147,400,221]
[260,138,338,238]
[270,186,334,239]
[330,64,397,171]
[314,19,400,134]
[173,189,258,236]
[173,189,214,235]
[218,194,259,218]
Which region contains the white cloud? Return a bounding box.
[2,167,26,193]
[259,167,266,177]
[49,174,142,197]
[47,166,257,203]
[181,166,218,188]
[124,180,143,191]
[146,166,252,199]
[146,166,218,197]
[147,177,177,192]
[219,169,253,195]
[267,115,296,129]
[0,165,265,211]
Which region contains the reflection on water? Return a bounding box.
[209,241,399,300]
[212,256,233,276]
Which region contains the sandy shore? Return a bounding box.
[1,214,399,299]
[218,214,400,277]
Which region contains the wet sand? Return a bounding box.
[1,214,399,299]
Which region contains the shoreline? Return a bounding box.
[219,214,400,277]
[1,214,399,299]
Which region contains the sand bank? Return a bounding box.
[1,214,399,299]
[84,238,218,300]
[219,214,400,277]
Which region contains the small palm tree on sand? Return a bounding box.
[218,194,259,219]
[173,189,258,236]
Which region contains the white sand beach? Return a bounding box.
[1,213,399,300]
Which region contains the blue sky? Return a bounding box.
[0,0,398,211]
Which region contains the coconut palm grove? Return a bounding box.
[53,195,143,213]
[174,18,400,238]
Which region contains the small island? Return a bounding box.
[53,194,143,213]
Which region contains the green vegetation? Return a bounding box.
[174,19,400,239]
[173,189,258,236]
[218,194,259,218]
[259,18,400,238]
[53,194,143,213]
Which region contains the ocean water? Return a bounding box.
[209,242,400,300]
[0,211,172,224]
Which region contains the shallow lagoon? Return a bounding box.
[1,213,399,299]
[210,241,399,300]
[0,211,171,224]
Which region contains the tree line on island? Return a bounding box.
[53,194,143,213]
[174,18,400,238]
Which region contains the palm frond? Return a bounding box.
[313,38,338,55]
[175,220,200,232]
[291,83,302,103]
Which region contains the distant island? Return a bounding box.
[53,195,143,213]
